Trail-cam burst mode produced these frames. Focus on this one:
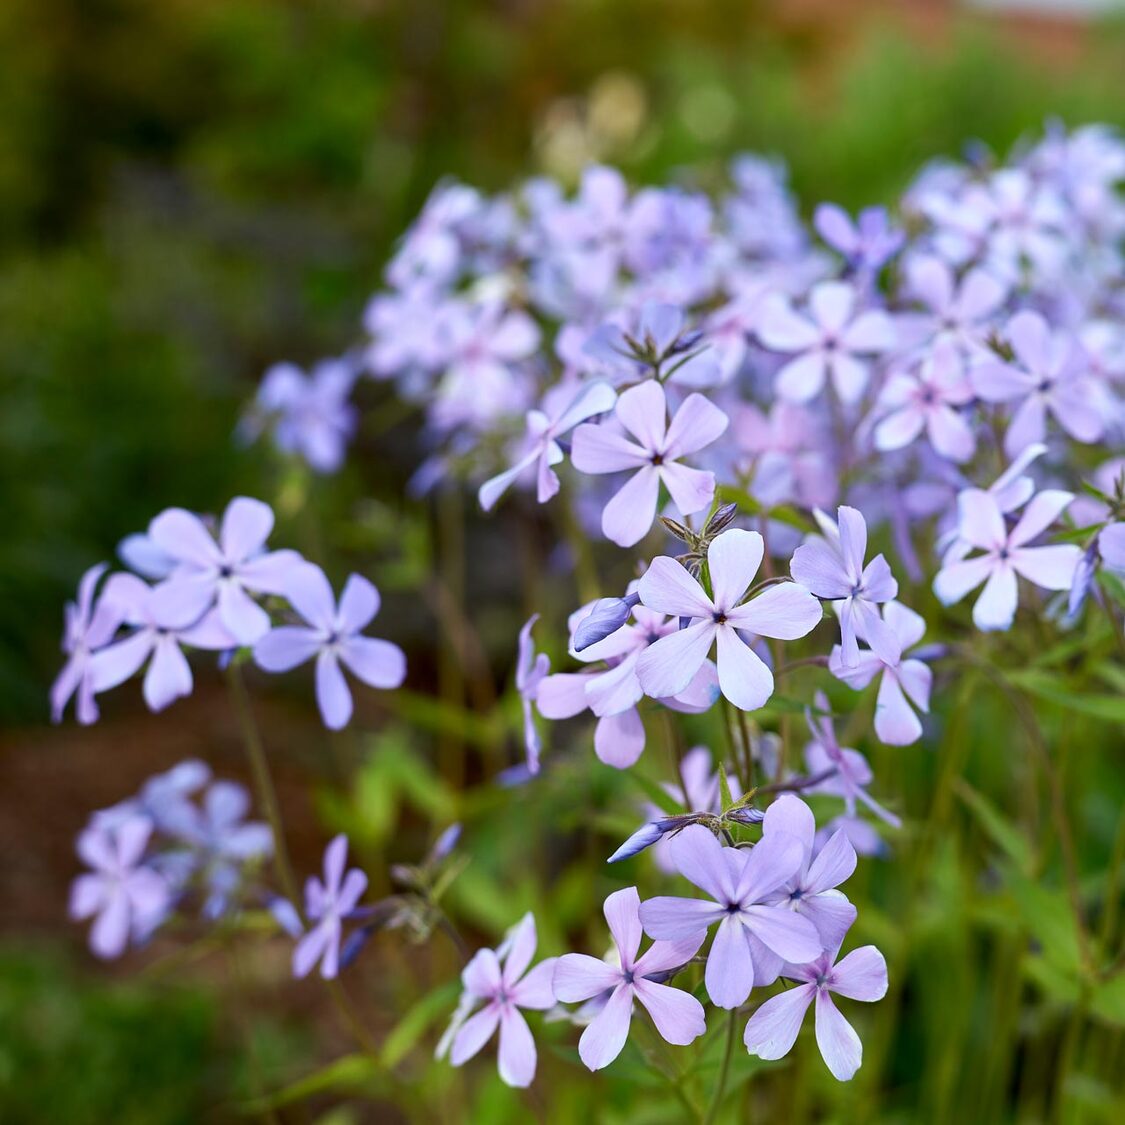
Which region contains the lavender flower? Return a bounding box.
[553,887,706,1071]
[293,835,368,979]
[637,529,822,712]
[254,564,406,730]
[148,497,304,645]
[933,489,1081,631]
[515,615,550,774]
[69,815,170,958]
[571,379,729,547]
[639,824,823,1008]
[743,942,888,1081]
[814,204,903,275]
[446,913,557,1088]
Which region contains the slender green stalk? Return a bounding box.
[703,1009,738,1125]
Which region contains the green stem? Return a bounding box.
[703,1009,738,1125]
[226,662,298,907]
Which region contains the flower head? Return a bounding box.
[293,835,368,979]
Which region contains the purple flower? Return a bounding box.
[756,281,895,403]
[148,497,304,645]
[743,943,888,1081]
[515,615,550,774]
[829,602,932,746]
[973,312,1104,456]
[1100,522,1125,573]
[814,203,903,274]
[571,380,729,547]
[89,573,236,712]
[293,835,368,979]
[254,564,406,730]
[446,913,557,1088]
[478,380,616,511]
[553,887,706,1071]
[69,815,170,958]
[572,591,641,652]
[639,824,823,1008]
[873,340,976,463]
[804,692,901,830]
[760,796,857,951]
[51,563,124,725]
[898,255,1007,355]
[582,303,720,387]
[248,359,357,473]
[790,506,898,667]
[637,529,821,711]
[933,489,1081,631]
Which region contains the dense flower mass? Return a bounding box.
[54,121,1123,1107]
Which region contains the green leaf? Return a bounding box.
[623,770,684,816]
[381,981,461,1069]
[240,1054,380,1113]
[1090,971,1125,1029]
[717,763,734,812]
[1006,670,1125,724]
[954,779,1030,869]
[716,485,812,532]
[1007,870,1082,975]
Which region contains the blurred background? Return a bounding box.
[1,1,1123,1121]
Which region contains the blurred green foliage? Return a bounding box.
[3,0,1125,721]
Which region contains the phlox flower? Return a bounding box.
[51,563,124,725]
[553,887,706,1071]
[478,379,616,511]
[829,602,932,746]
[571,379,728,546]
[804,692,901,831]
[386,180,481,289]
[254,563,406,730]
[148,497,304,645]
[637,529,822,712]
[760,795,858,951]
[515,615,550,774]
[756,281,895,404]
[873,340,977,464]
[536,599,718,769]
[446,913,557,1088]
[933,488,1081,631]
[814,203,903,275]
[743,942,888,1081]
[972,311,1104,456]
[790,506,898,667]
[733,401,837,513]
[89,573,236,712]
[897,254,1007,355]
[292,835,368,979]
[639,824,823,1008]
[69,815,170,959]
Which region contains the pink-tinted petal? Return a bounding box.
[706,915,756,1008]
[637,621,716,700]
[602,466,661,547]
[479,449,540,512]
[638,556,714,619]
[829,353,870,403]
[570,423,650,474]
[927,405,975,463]
[502,914,538,986]
[535,672,595,719]
[841,309,895,352]
[578,984,633,1071]
[708,529,763,611]
[450,1005,501,1066]
[339,637,406,689]
[729,583,821,640]
[831,945,888,1001]
[659,462,716,517]
[498,1007,537,1087]
[586,653,643,717]
[814,991,863,1081]
[972,565,1018,632]
[634,979,706,1045]
[220,497,274,562]
[810,282,855,334]
[512,959,557,1010]
[615,379,667,452]
[594,708,646,769]
[553,954,623,1003]
[663,394,729,459]
[253,627,322,672]
[639,896,726,941]
[874,406,925,453]
[603,886,643,967]
[716,626,774,711]
[316,651,353,729]
[743,983,815,1060]
[757,297,821,351]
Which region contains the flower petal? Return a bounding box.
[814,991,863,1081]
[634,979,706,1046]
[498,1007,537,1087]
[744,983,815,1060]
[830,945,888,1001]
[578,984,633,1071]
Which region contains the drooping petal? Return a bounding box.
[814,991,863,1081]
[497,1007,537,1088]
[292,919,334,978]
[143,637,194,712]
[450,1005,501,1066]
[874,673,923,746]
[479,449,541,512]
[578,984,633,1071]
[594,708,646,769]
[716,626,774,712]
[601,467,661,547]
[315,651,353,729]
[89,892,131,959]
[633,979,706,1045]
[743,983,815,1060]
[705,915,756,1008]
[972,565,1019,632]
[659,462,716,517]
[636,621,716,701]
[218,583,271,645]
